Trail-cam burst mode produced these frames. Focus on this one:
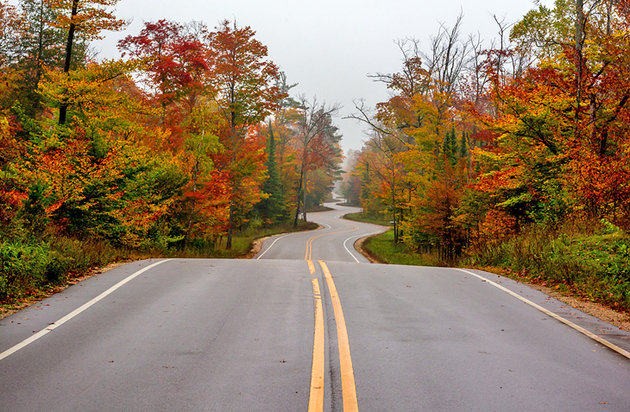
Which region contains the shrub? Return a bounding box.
[0,241,49,301]
[466,221,630,311]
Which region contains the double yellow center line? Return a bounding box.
[308,268,325,411]
[305,226,359,261]
[306,230,359,411]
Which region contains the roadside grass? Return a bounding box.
[335,202,359,207]
[177,221,318,258]
[0,221,318,313]
[465,226,630,312]
[343,212,391,227]
[362,230,442,266]
[359,219,630,313]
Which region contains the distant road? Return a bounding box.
[1,203,629,411]
[255,203,385,263]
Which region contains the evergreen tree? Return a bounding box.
[443,126,458,166]
[255,122,287,224]
[459,130,468,159]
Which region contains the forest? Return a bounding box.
[2,0,629,313]
[0,0,342,302]
[340,0,630,311]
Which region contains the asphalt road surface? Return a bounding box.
[1,203,629,411]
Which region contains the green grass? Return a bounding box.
[343,212,390,226]
[363,230,440,266]
[306,205,334,213]
[465,227,630,311]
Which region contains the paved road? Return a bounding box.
[256,204,385,263]
[1,203,629,411]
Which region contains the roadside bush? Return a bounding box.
[44,250,70,283]
[0,237,125,302]
[0,221,320,304]
[465,222,630,311]
[0,241,49,301]
[48,237,120,274]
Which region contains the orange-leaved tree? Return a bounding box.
[207,20,284,248]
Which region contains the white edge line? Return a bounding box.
[343,232,379,263]
[256,234,291,260]
[458,269,630,360]
[0,259,171,361]
[343,235,361,263]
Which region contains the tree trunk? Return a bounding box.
[59,0,79,125]
[302,171,307,222]
[392,167,398,243]
[226,203,234,250]
[226,103,237,249]
[575,0,585,123]
[184,157,200,247]
[35,0,44,87]
[293,165,304,227]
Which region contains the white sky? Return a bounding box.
[17,0,554,154]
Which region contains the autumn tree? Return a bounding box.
[349,16,476,251]
[207,20,284,248]
[119,20,229,244]
[0,3,25,111]
[118,19,208,128]
[262,73,302,221]
[340,150,361,206]
[292,97,341,226]
[471,0,630,232]
[46,0,125,124]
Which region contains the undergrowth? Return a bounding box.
[0,221,318,305]
[466,222,630,311]
[363,230,441,266]
[355,212,629,312]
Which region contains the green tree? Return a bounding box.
[255,122,287,223]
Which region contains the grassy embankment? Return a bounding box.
[345,212,439,266]
[346,212,630,312]
[343,211,390,226]
[0,221,317,312]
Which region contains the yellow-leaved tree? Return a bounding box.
[45,0,126,124]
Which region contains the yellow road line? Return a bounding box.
[305,226,359,261]
[308,277,325,412]
[319,260,359,411]
[305,236,313,261]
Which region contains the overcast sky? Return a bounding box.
[86,1,550,154]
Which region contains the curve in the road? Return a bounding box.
[2,202,629,412]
